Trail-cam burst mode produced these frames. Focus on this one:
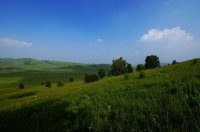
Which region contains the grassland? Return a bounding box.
[0,59,200,131]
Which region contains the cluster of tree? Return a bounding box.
[84,74,99,83]
[136,55,160,71]
[111,57,133,76]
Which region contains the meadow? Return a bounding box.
[0,58,200,131]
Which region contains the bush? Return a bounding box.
[136,64,145,71]
[45,81,51,88]
[139,72,145,79]
[57,81,64,87]
[69,77,74,82]
[98,69,106,79]
[85,74,99,83]
[19,83,24,89]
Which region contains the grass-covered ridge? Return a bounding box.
[0,59,200,131]
[0,58,111,71]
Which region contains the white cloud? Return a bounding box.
[96,38,103,42]
[135,27,200,63]
[0,38,32,47]
[140,27,193,42]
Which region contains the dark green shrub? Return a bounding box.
[69,77,74,82]
[85,74,99,83]
[139,72,145,79]
[172,60,177,64]
[19,83,24,89]
[98,69,106,79]
[57,81,64,87]
[136,64,145,71]
[45,81,51,88]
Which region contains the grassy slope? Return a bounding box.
[0,58,110,71]
[0,59,200,131]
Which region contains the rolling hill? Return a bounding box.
[0,58,200,131]
[0,58,111,72]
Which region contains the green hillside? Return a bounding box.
[0,58,110,72]
[0,59,200,131]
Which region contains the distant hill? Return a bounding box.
[0,58,111,72]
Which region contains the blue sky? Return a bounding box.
[0,0,200,64]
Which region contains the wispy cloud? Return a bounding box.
[96,38,103,42]
[0,38,32,47]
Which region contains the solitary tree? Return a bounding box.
[136,64,146,71]
[172,60,177,65]
[98,69,106,79]
[111,57,127,76]
[145,55,160,69]
[127,63,133,73]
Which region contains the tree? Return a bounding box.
[127,63,133,73]
[145,55,160,69]
[136,64,146,71]
[19,83,24,89]
[98,69,106,79]
[111,57,127,76]
[172,60,177,65]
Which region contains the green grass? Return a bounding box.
[0,59,200,131]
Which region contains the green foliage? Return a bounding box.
[145,55,160,69]
[111,57,127,76]
[98,69,106,79]
[172,60,177,64]
[69,77,74,82]
[84,74,99,83]
[136,64,146,71]
[57,81,64,87]
[139,71,145,78]
[127,63,133,73]
[19,83,24,89]
[45,81,51,88]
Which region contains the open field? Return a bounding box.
[0,59,200,131]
